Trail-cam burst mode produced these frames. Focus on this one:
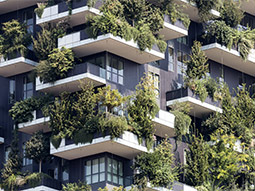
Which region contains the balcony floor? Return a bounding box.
[159,22,188,41]
[18,117,50,135]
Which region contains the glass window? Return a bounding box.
[22,143,32,166]
[9,79,15,104]
[107,55,124,85]
[168,47,174,72]
[23,10,33,34]
[149,72,160,98]
[107,157,124,186]
[23,76,34,100]
[85,157,105,184]
[5,147,11,162]
[62,159,69,181]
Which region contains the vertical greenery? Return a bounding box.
[0,20,31,59]
[62,181,91,191]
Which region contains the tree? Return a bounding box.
[25,131,50,173]
[0,19,31,59]
[133,139,178,190]
[128,75,159,149]
[62,181,91,191]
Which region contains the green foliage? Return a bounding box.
[25,173,50,188]
[36,47,75,82]
[87,0,97,7]
[170,102,191,142]
[62,181,91,191]
[133,139,178,189]
[185,41,209,80]
[33,22,68,60]
[185,78,208,102]
[219,0,243,27]
[34,3,46,18]
[25,132,50,173]
[9,94,53,124]
[0,19,31,59]
[128,75,159,149]
[204,20,255,60]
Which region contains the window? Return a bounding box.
[177,51,188,75]
[107,56,124,85]
[238,74,246,89]
[22,143,32,166]
[22,10,33,34]
[5,147,11,162]
[62,159,69,181]
[177,36,188,45]
[85,157,105,184]
[168,47,174,72]
[87,55,106,79]
[148,72,160,98]
[23,76,34,100]
[9,79,15,104]
[107,158,123,185]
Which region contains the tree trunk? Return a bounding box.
[39,160,42,173]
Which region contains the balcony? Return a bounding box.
[153,110,175,138]
[201,42,255,76]
[50,131,148,160]
[0,0,47,15]
[20,176,61,191]
[58,31,165,64]
[166,88,222,118]
[0,51,38,77]
[36,62,106,95]
[36,0,102,26]
[174,0,220,22]
[18,111,50,135]
[240,0,255,16]
[159,15,188,41]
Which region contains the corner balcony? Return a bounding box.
[50,131,148,160]
[0,51,38,77]
[240,0,255,16]
[201,42,255,76]
[18,110,50,135]
[58,31,165,64]
[174,0,220,22]
[20,176,61,191]
[36,62,106,95]
[36,0,102,26]
[153,110,175,138]
[159,15,188,41]
[166,88,222,118]
[0,0,47,15]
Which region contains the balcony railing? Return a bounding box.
[166,87,222,118]
[36,62,106,95]
[58,30,165,64]
[36,0,102,26]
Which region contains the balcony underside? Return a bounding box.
[0,57,37,77]
[167,96,222,118]
[159,22,188,41]
[174,0,220,22]
[0,137,4,144]
[241,1,255,16]
[36,73,106,95]
[0,0,47,15]
[21,185,59,191]
[61,34,165,64]
[18,117,50,135]
[202,43,255,76]
[51,134,148,160]
[37,6,100,26]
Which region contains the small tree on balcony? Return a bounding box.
[0,19,31,60]
[25,131,50,173]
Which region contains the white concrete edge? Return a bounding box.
[0,137,4,144]
[36,72,106,91]
[152,117,175,129]
[61,33,165,60]
[36,5,100,25]
[21,185,59,191]
[166,96,223,113]
[163,21,188,36]
[18,117,50,129]
[0,57,38,67]
[51,131,147,154]
[201,43,255,63]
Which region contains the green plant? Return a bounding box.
[34,3,46,18]
[219,0,243,27]
[185,78,208,102]
[62,181,91,191]
[128,75,159,149]
[133,139,178,189]
[36,47,75,82]
[25,131,50,173]
[87,0,97,7]
[0,20,31,60]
